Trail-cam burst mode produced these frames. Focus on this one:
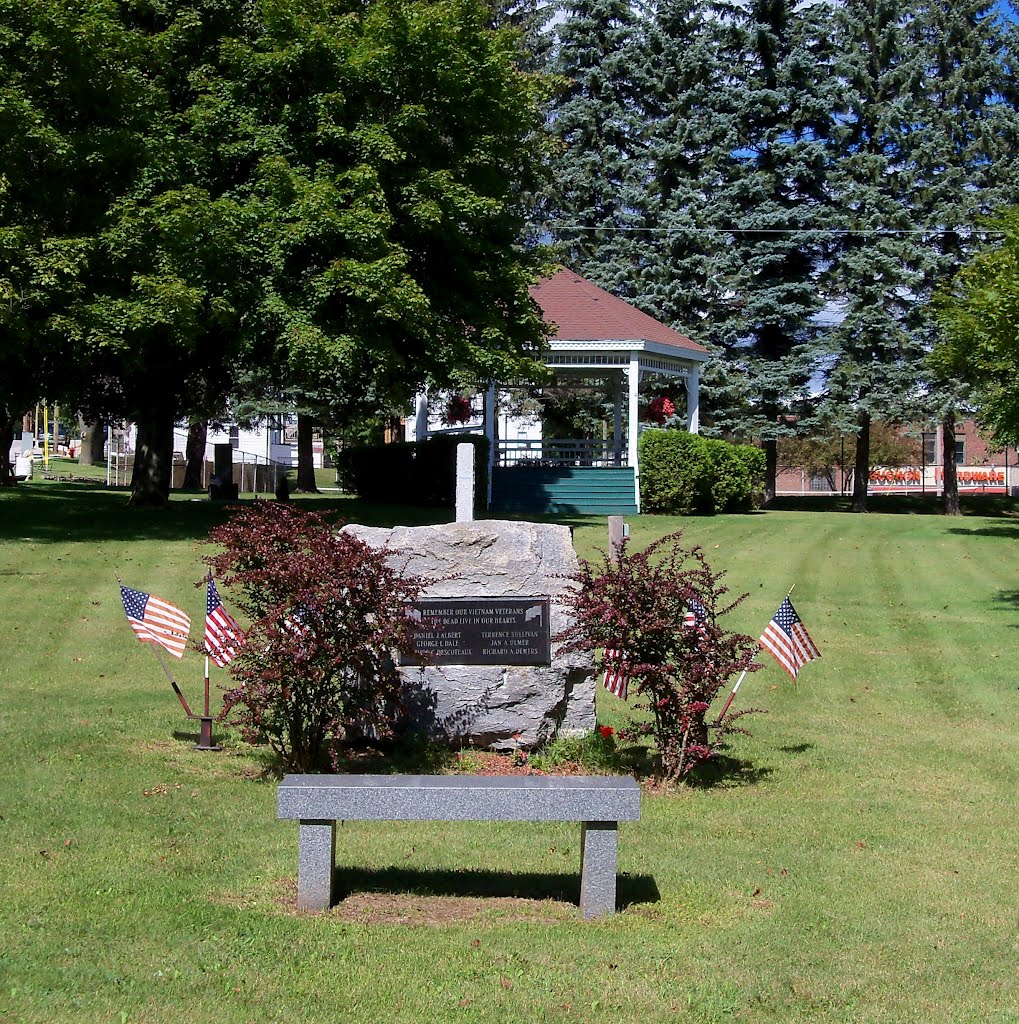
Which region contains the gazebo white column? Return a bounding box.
[626,353,640,470]
[686,366,700,434]
[412,391,429,442]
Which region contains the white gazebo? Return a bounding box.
[410,268,710,514]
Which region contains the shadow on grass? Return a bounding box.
[0,481,457,543]
[946,522,1019,539]
[613,743,657,779]
[338,740,463,777]
[171,728,232,752]
[688,754,774,789]
[770,493,1019,517]
[3,482,233,542]
[991,590,1019,626]
[333,864,660,910]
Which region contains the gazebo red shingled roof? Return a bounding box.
[530,268,709,355]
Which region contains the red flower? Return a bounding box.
[444,395,473,425]
[598,725,615,738]
[647,396,676,426]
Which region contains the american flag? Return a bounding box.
[120,585,190,660]
[759,596,820,681]
[602,648,628,700]
[283,603,312,636]
[684,597,708,634]
[205,576,243,668]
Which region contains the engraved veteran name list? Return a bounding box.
[403,598,552,666]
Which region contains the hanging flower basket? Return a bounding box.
[444,395,473,426]
[647,396,676,426]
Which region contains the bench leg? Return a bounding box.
[297,819,336,910]
[579,821,618,918]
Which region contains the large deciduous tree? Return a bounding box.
[234,0,553,430]
[2,0,552,505]
[0,0,142,483]
[933,206,1019,448]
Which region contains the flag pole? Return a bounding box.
[714,584,795,724]
[196,574,222,751]
[204,572,213,716]
[715,667,750,723]
[150,644,197,720]
[194,652,220,751]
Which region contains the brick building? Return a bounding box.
[776,419,1019,496]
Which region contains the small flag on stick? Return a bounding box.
[684,597,708,634]
[205,575,243,668]
[283,603,313,638]
[120,585,191,660]
[602,648,628,700]
[759,595,820,681]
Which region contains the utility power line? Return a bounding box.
[542,224,1005,237]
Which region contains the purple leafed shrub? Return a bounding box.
[555,531,762,781]
[205,503,425,772]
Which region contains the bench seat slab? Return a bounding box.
[278,773,640,822]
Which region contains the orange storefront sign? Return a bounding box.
[869,467,1006,486]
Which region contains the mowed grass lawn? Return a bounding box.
[1,480,1017,1024]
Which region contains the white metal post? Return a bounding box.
[627,354,640,511]
[413,391,429,442]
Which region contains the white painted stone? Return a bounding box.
[344,520,596,750]
[455,443,475,522]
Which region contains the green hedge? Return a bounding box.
[638,429,764,514]
[338,434,490,511]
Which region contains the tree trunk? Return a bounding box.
[762,438,778,506]
[852,411,870,513]
[78,420,107,467]
[295,413,319,493]
[0,411,16,485]
[183,420,207,489]
[128,406,175,507]
[942,410,960,515]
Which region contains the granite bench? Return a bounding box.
[277,773,641,918]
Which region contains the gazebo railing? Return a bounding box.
[496,438,627,468]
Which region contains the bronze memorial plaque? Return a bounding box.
[402,597,552,666]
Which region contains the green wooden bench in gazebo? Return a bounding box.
[410,268,710,516]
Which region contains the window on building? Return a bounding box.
[923,434,936,465]
[229,425,239,450]
[954,438,965,465]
